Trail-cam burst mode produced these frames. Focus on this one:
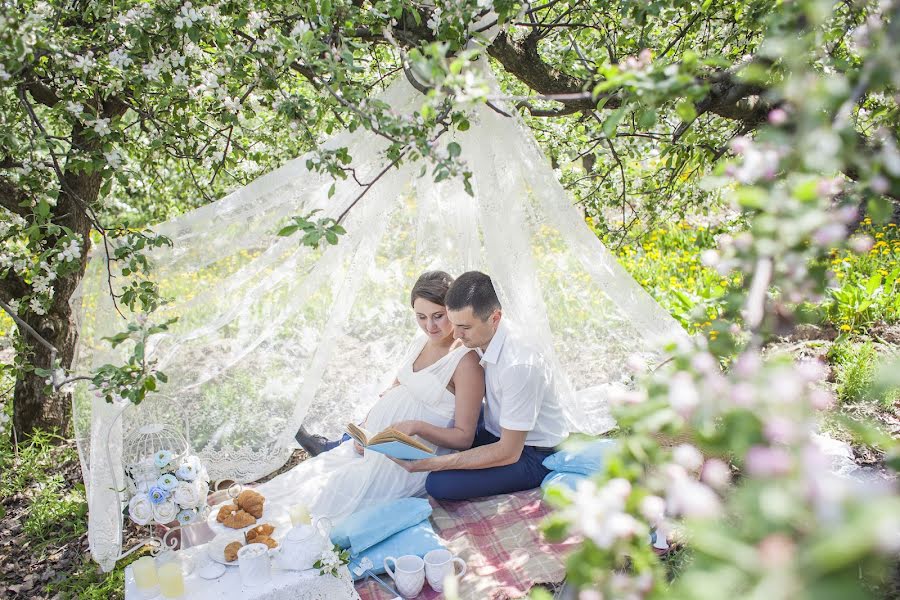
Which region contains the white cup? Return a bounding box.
[423,549,466,592]
[238,543,271,586]
[383,554,425,598]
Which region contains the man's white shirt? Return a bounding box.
[476,320,569,447]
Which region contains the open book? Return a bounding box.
[346,423,436,460]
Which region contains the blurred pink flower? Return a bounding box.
[745,445,793,477]
[768,108,788,125]
[701,458,732,489]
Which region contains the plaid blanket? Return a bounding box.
[355,488,580,600]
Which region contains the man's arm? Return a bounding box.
[390,428,527,473]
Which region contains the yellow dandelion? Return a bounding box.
[840,324,851,331]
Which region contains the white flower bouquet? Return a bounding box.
[124,450,210,527]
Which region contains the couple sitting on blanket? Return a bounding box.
[256,270,568,521]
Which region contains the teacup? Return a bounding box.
[238,543,271,586]
[384,554,425,598]
[424,549,466,592]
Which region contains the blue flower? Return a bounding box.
[157,473,179,491]
[148,486,170,505]
[176,509,197,525]
[175,456,200,481]
[154,450,174,469]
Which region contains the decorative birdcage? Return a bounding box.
[116,422,212,566]
[123,423,189,496]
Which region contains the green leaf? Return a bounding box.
[867,196,893,223]
[601,107,628,138]
[676,101,697,122]
[447,142,461,158]
[277,225,300,237]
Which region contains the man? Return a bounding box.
[392,270,569,500]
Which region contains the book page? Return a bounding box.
[345,423,372,446]
[368,428,434,454]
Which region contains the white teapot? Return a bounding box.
[272,517,333,571]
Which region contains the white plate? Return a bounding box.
[206,533,282,566]
[206,500,289,537]
[207,533,246,566]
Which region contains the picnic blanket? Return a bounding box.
[355,488,580,600]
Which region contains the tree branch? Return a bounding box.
[0,177,31,218]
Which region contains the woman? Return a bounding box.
[255,271,484,521]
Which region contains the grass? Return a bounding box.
[828,340,900,408]
[23,475,88,547]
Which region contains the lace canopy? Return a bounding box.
[72,64,685,571]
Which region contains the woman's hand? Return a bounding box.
[389,420,419,437]
[354,441,365,456]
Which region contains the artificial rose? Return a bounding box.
[176,509,197,525]
[173,480,202,508]
[157,473,179,491]
[152,499,179,524]
[175,455,201,481]
[154,450,174,469]
[128,493,153,526]
[148,486,170,504]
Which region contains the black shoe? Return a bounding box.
[294,425,330,457]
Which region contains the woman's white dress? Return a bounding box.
[255,336,473,522]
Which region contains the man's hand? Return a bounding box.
[389,420,419,437]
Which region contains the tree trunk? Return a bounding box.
[11,120,99,441]
[12,308,79,438]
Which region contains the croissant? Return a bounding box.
[245,523,276,544]
[216,503,239,523]
[224,541,243,562]
[253,535,278,549]
[222,509,257,529]
[236,490,265,519]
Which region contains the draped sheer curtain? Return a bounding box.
[72,62,686,570]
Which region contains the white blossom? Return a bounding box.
[0,66,10,81]
[174,2,204,29]
[92,117,111,136]
[65,101,83,116]
[108,48,133,69]
[104,148,123,169]
[71,51,96,74]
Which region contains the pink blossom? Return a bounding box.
[871,175,890,194]
[668,372,700,416]
[849,235,874,253]
[640,495,666,523]
[836,204,859,224]
[626,354,648,374]
[812,223,846,247]
[667,478,722,518]
[745,445,793,477]
[673,444,704,472]
[764,416,799,444]
[691,352,718,374]
[730,136,751,154]
[757,534,796,569]
[768,108,788,125]
[808,387,834,410]
[730,382,756,407]
[796,360,828,383]
[701,458,732,489]
[733,352,762,378]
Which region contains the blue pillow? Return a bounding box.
[347,518,444,580]
[540,470,588,492]
[330,497,433,555]
[542,438,618,475]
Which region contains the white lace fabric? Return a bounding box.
[72,62,685,571]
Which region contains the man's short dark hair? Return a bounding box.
[445,271,501,320]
